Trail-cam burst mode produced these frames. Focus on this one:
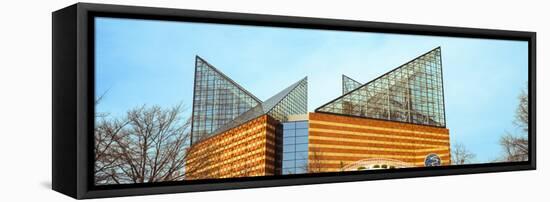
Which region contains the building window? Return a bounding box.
[282,120,309,174]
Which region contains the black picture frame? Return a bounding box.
[52,2,536,199]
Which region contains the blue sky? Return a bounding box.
[95,17,528,163]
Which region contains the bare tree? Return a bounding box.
[451,142,476,165]
[498,87,529,162]
[308,147,324,173]
[94,91,126,184]
[515,88,529,133]
[94,89,111,118]
[94,117,129,184]
[94,104,209,185]
[499,133,528,162]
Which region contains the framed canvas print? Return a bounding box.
[52,3,536,199]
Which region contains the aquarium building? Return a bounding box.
[186,47,450,179]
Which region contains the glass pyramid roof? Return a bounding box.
[191,56,262,144]
[342,74,362,94]
[316,47,446,127]
[210,77,308,136]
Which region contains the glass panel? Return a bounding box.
[283,152,295,160]
[266,78,308,122]
[283,168,295,175]
[283,129,295,137]
[343,74,362,94]
[295,121,308,129]
[295,136,308,144]
[296,143,308,152]
[296,166,307,174]
[295,128,308,137]
[295,151,308,160]
[282,160,295,168]
[283,144,295,152]
[283,137,295,145]
[283,122,296,130]
[295,159,308,169]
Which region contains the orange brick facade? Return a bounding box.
[186,112,451,178]
[308,112,451,172]
[186,115,280,180]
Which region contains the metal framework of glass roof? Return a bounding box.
[210,77,308,136]
[190,56,262,144]
[191,47,444,145]
[342,74,362,94]
[191,56,308,144]
[316,47,446,127]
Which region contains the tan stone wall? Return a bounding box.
[185,115,279,180]
[308,112,451,172]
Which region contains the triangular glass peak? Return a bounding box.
[210,77,308,136]
[191,56,262,144]
[264,77,308,122]
[316,47,445,127]
[342,74,362,94]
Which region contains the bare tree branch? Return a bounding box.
[451,142,476,165]
[308,147,324,173]
[497,86,529,162]
[94,103,203,185]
